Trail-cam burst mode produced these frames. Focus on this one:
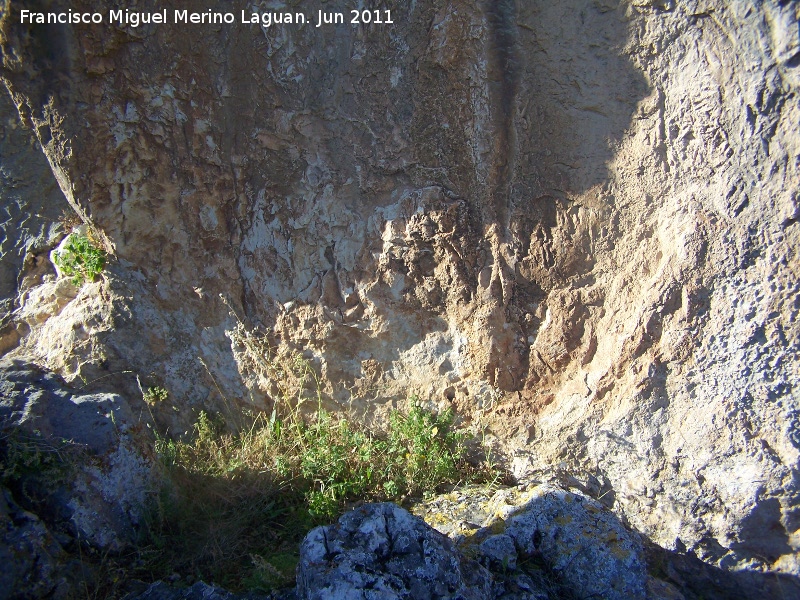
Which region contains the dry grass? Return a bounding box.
[135,393,500,592]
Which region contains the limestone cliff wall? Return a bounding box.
[0,90,68,351]
[1,0,798,577]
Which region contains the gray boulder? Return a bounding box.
[297,503,494,600]
[414,483,661,600]
[0,485,77,600]
[0,358,155,551]
[503,485,648,600]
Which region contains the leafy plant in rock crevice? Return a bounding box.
[53,233,107,286]
[0,430,77,493]
[143,386,169,406]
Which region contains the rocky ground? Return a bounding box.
[2,359,798,599]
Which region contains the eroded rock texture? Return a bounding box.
[417,484,653,600]
[298,503,495,600]
[0,359,156,553]
[0,89,68,352]
[0,0,798,580]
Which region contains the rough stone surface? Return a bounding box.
[503,486,648,600]
[0,485,77,600]
[122,581,284,600]
[297,503,494,600]
[415,483,800,600]
[479,534,518,571]
[0,0,798,582]
[0,358,155,551]
[415,484,650,600]
[0,87,69,352]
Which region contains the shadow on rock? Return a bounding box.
[412,483,800,600]
[0,359,157,597]
[644,539,800,600]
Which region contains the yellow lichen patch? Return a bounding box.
[426,511,453,527]
[555,514,573,525]
[610,542,631,560]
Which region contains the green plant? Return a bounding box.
[137,396,499,593]
[133,318,502,594]
[245,552,298,590]
[383,401,467,498]
[54,233,106,285]
[0,429,89,516]
[143,386,169,406]
[0,431,70,484]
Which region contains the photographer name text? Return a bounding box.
[20,8,394,28]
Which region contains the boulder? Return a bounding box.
[502,485,648,600]
[0,485,78,600]
[0,358,155,551]
[415,484,681,600]
[297,503,495,600]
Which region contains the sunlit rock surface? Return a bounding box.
[298,503,495,600]
[0,0,798,581]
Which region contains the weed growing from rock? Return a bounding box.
[142,386,169,406]
[53,233,106,285]
[0,430,79,491]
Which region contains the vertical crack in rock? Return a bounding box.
[479,0,526,391]
[382,511,395,561]
[321,527,335,562]
[484,0,520,230]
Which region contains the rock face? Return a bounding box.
[0,89,69,353]
[0,359,155,552]
[297,503,494,600]
[1,0,798,581]
[414,484,653,600]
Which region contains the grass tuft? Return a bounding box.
[136,392,500,593]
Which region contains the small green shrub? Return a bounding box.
[244,552,299,591]
[54,233,106,285]
[0,430,84,508]
[143,386,169,406]
[140,399,499,593]
[1,431,66,483]
[384,403,467,498]
[134,325,501,594]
